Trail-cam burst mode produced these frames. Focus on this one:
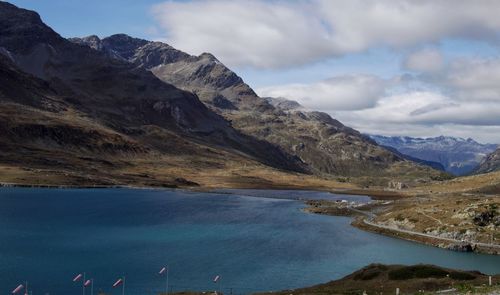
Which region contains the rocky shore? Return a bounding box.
[304,194,500,255]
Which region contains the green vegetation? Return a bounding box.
[430,173,455,181]
[260,264,498,295]
[354,269,382,281]
[455,284,475,292]
[388,265,478,281]
[388,265,448,280]
[449,271,477,280]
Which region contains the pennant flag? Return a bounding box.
[112,278,123,288]
[84,279,92,287]
[213,275,220,283]
[159,267,167,275]
[12,284,24,294]
[73,273,83,282]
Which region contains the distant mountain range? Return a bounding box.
[0,1,443,187]
[369,135,498,175]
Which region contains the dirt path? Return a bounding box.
[417,209,444,225]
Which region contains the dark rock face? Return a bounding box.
[212,95,237,110]
[69,35,103,51]
[447,242,474,252]
[70,33,440,178]
[101,34,149,59]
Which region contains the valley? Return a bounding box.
[0,1,499,294]
[0,1,498,255]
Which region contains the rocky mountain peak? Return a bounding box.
[68,34,269,110]
[0,1,63,53]
[69,35,103,50]
[131,41,191,67]
[199,52,219,62]
[101,34,149,59]
[70,34,191,68]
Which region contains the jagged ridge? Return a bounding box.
[71,34,443,178]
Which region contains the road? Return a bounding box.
[362,218,500,250]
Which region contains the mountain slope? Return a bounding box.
[370,135,497,175]
[0,1,308,187]
[380,145,445,171]
[475,148,500,174]
[71,34,442,179]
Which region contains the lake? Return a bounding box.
[0,188,499,295]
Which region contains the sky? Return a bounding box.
[8,0,500,143]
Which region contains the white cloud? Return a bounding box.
[149,1,500,142]
[151,0,332,68]
[259,53,500,142]
[444,58,500,101]
[348,121,500,144]
[333,91,500,143]
[257,75,385,111]
[403,48,444,73]
[345,92,500,126]
[151,0,500,68]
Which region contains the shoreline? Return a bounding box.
[0,181,404,200]
[352,217,500,255]
[303,199,500,256]
[3,181,497,256]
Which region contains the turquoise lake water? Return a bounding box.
[0,188,499,295]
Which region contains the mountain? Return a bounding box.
[474,148,500,174]
[380,146,445,171]
[71,34,442,180]
[0,1,444,189]
[369,135,498,175]
[0,2,307,187]
[70,34,268,111]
